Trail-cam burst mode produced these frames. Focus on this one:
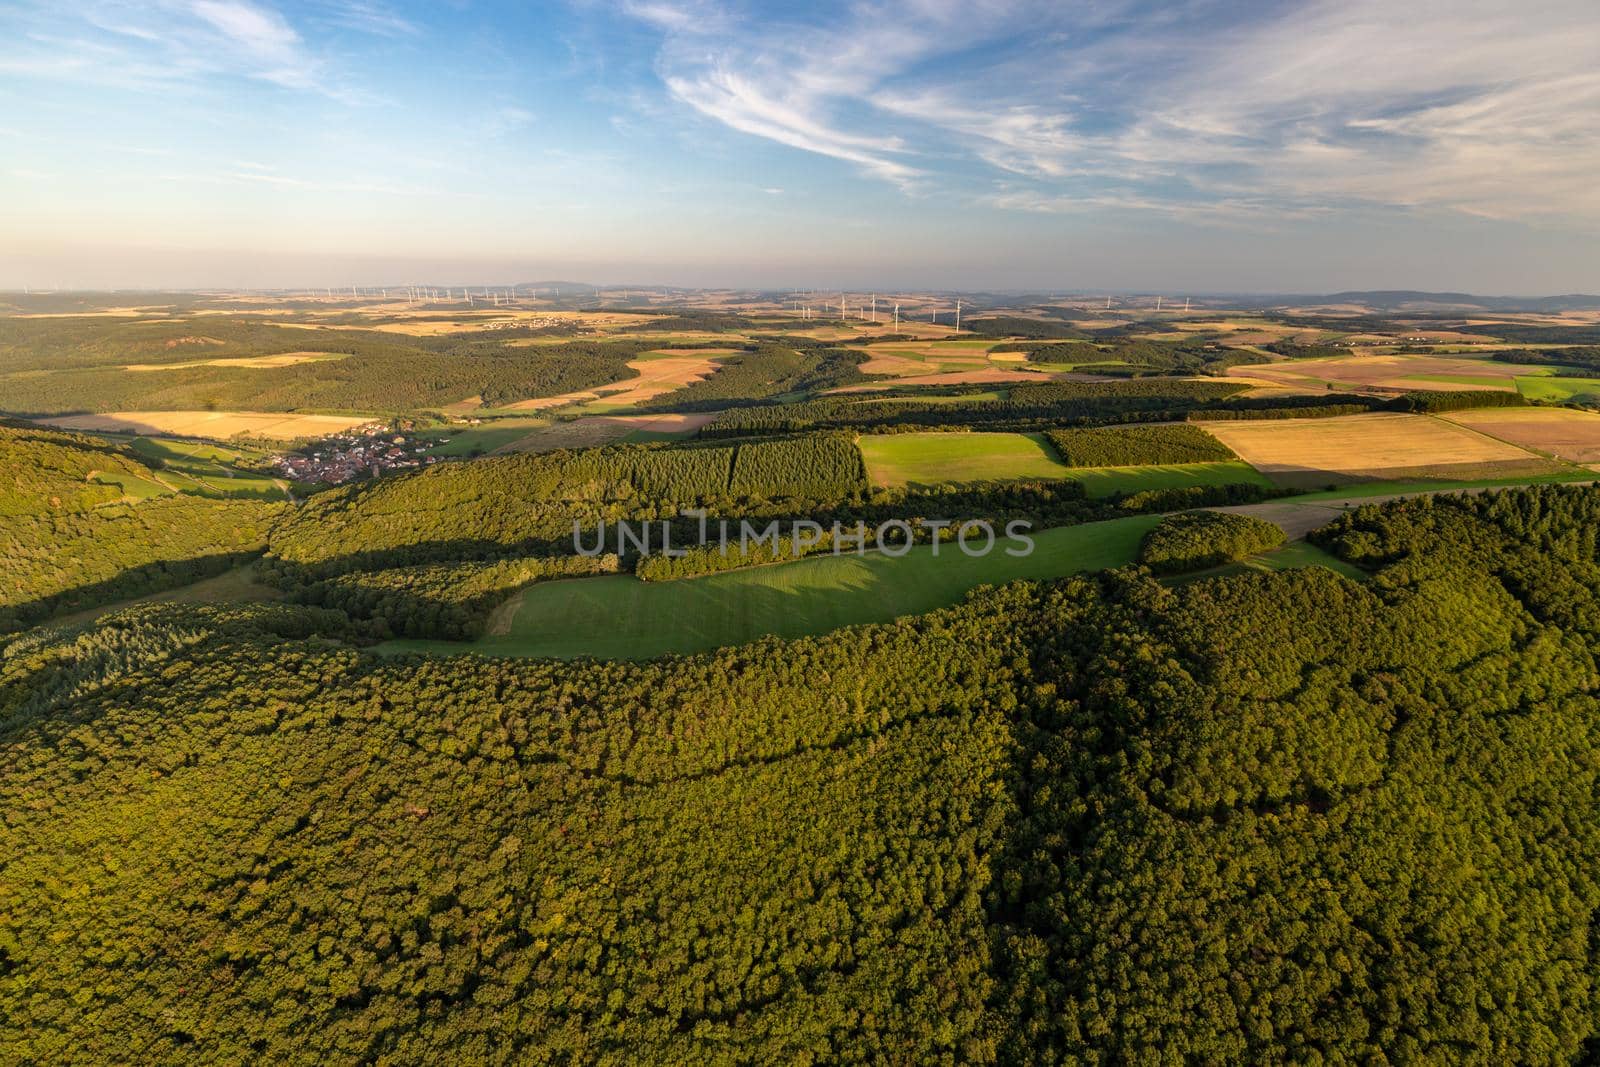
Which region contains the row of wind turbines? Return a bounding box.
[782,291,1195,329]
[297,286,564,306]
[786,292,969,331]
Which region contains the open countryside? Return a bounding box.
[8,0,1600,1049]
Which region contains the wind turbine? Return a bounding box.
[1184,297,1191,312]
[1155,295,1163,311]
[893,302,900,329]
[871,293,877,323]
[955,298,962,332]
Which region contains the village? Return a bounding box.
[269,422,440,484]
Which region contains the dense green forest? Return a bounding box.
[639,342,867,410]
[5,485,1600,1060]
[1137,508,1285,572]
[0,317,665,414]
[0,424,281,630]
[1044,424,1235,467]
[264,436,869,574]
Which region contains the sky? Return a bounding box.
[2,0,1599,293]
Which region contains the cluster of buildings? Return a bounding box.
[271,424,439,485]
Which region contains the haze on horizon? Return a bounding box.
[3,0,1598,294]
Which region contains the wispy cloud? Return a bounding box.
[1,0,372,100]
[319,0,420,38]
[619,0,1600,224]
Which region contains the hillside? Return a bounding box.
[0,423,282,630]
[2,486,1599,1060]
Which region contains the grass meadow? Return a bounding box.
[379,513,1162,660]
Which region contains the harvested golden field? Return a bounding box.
[1198,412,1562,487]
[500,350,729,411]
[1230,354,1527,394]
[123,351,347,372]
[492,412,717,454]
[37,410,375,440]
[1441,407,1600,464]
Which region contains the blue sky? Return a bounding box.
[2,0,1598,292]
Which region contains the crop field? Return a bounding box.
[499,350,731,412]
[1066,461,1274,497]
[419,417,553,457]
[36,410,375,441]
[491,412,717,454]
[859,431,1072,486]
[852,340,1002,376]
[379,514,1162,660]
[122,351,348,372]
[1440,407,1600,464]
[1228,353,1537,394]
[1200,412,1567,487]
[1514,376,1600,404]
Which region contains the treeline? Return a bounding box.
[964,316,1088,339]
[0,314,667,415]
[992,337,1267,377]
[290,554,620,640]
[7,487,1600,1059]
[1187,389,1524,421]
[1044,424,1235,467]
[1490,346,1600,374]
[641,343,868,411]
[699,380,1251,438]
[1187,402,1377,421]
[1462,323,1600,344]
[1391,389,1527,413]
[1262,340,1348,359]
[265,435,871,574]
[616,311,754,333]
[1137,509,1285,572]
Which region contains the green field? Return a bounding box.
[90,469,170,500]
[858,431,1274,496]
[1171,540,1368,584]
[859,431,1073,486]
[1295,469,1597,500]
[1401,373,1513,388]
[379,514,1162,660]
[97,435,288,500]
[419,417,551,456]
[1067,460,1275,497]
[1516,376,1600,403]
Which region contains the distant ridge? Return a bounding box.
[1313,291,1600,313]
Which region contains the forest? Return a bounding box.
[1137,508,1285,572]
[0,316,663,414]
[0,423,281,631]
[4,485,1600,1060]
[1043,424,1235,467]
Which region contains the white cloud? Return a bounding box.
[620,0,1600,224]
[2,0,355,99]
